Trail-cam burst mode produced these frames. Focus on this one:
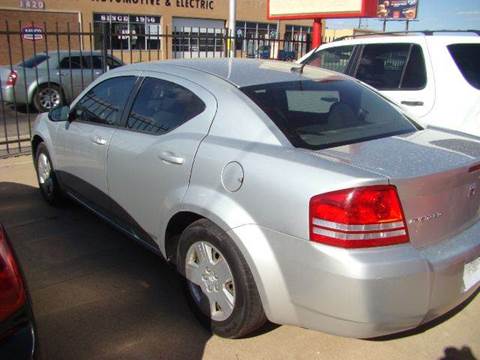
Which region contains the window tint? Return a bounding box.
[106,56,122,69]
[126,78,206,135]
[448,44,480,90]
[400,45,427,89]
[18,54,49,68]
[241,78,417,150]
[73,76,136,126]
[355,44,426,90]
[60,56,103,70]
[305,46,354,73]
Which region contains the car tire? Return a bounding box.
[33,84,63,113]
[177,219,267,338]
[35,142,64,206]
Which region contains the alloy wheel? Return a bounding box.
[185,241,236,322]
[37,153,54,196]
[38,87,61,110]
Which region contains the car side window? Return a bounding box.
[88,56,103,69]
[400,45,427,90]
[126,77,206,135]
[355,43,426,90]
[106,57,122,70]
[59,56,82,69]
[72,76,136,126]
[59,55,103,70]
[305,46,354,74]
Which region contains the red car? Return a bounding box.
[0,225,37,359]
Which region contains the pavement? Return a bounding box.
[0,155,479,360]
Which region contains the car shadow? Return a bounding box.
[0,181,211,360]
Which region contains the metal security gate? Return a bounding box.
[0,20,314,158]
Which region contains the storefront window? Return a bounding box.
[235,21,277,56]
[285,25,311,55]
[172,27,224,54]
[93,13,161,51]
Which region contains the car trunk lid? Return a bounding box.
[315,129,480,249]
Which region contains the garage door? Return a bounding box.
[172,17,225,58]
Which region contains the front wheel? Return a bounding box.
[177,219,266,338]
[35,142,64,206]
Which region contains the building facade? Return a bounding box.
[0,0,320,64]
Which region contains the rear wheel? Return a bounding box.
[33,84,63,113]
[177,219,266,338]
[35,142,64,206]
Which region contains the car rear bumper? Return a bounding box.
[2,85,28,105]
[229,220,480,338]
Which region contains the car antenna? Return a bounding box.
[291,45,321,74]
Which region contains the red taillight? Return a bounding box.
[309,185,409,248]
[6,70,17,87]
[0,226,26,322]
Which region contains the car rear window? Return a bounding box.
[18,54,49,68]
[448,44,480,90]
[241,78,418,150]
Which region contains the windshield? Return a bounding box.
[18,54,49,68]
[448,44,480,90]
[241,78,418,150]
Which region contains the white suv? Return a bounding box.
[300,31,480,136]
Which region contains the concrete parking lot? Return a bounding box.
[1,155,479,360]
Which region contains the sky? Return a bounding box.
[326,0,480,32]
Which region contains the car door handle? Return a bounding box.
[91,136,107,145]
[401,101,424,107]
[158,151,185,165]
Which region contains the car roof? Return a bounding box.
[322,34,480,47]
[126,58,344,88]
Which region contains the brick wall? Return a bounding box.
[0,10,80,66]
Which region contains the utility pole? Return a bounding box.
[228,0,236,57]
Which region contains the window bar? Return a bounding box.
[55,23,63,91]
[18,21,31,140]
[165,25,169,60]
[5,21,21,152]
[89,23,95,82]
[67,22,74,102]
[129,21,133,64]
[77,22,85,92]
[0,74,9,154]
[156,23,160,60]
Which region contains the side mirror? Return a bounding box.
[48,105,70,122]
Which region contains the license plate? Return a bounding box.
[464,257,480,291]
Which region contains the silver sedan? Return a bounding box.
[31,59,480,338]
[1,51,123,112]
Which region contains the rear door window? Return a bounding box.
[126,77,206,135]
[305,46,354,74]
[448,44,480,90]
[241,78,418,150]
[355,44,426,90]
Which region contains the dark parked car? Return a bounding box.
[0,225,37,359]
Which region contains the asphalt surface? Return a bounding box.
[1,155,479,360]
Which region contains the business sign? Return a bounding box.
[21,25,44,41]
[377,0,418,19]
[268,0,378,20]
